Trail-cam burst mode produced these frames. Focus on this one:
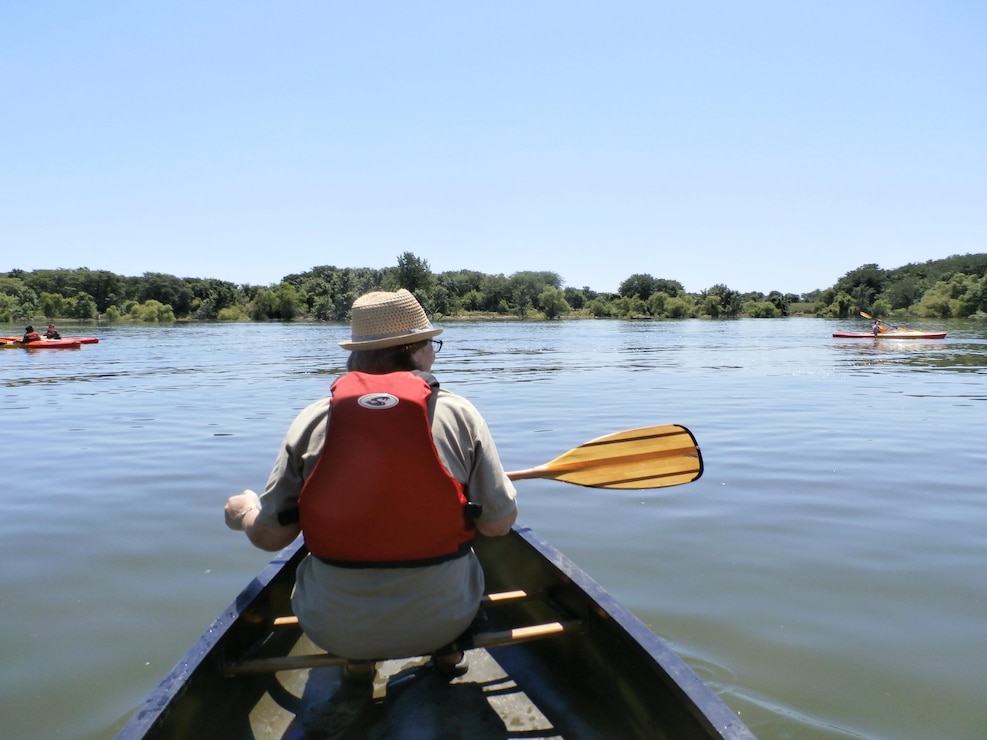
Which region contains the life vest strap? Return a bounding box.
[314,539,473,569]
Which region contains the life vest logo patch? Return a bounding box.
[357,393,399,410]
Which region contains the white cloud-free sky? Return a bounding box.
[3,2,984,296]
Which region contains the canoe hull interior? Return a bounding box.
[117,526,752,739]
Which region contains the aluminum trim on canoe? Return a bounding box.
[504,524,751,739]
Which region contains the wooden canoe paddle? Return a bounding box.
[506,424,702,489]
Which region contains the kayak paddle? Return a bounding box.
[506,424,703,489]
[860,311,909,332]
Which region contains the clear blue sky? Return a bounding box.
[3,2,984,296]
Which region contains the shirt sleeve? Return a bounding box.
[431,389,518,523]
[257,397,331,525]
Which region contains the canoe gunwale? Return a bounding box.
[116,545,302,738]
[497,524,752,738]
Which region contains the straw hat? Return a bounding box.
[338,289,442,351]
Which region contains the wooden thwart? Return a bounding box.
[224,620,584,676]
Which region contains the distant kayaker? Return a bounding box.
[45,323,61,339]
[224,289,518,684]
[21,326,41,343]
[872,320,883,335]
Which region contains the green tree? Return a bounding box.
[765,291,790,316]
[478,274,511,313]
[0,293,14,322]
[822,291,855,318]
[883,275,924,311]
[217,305,249,321]
[745,300,781,318]
[664,295,694,318]
[835,264,887,310]
[187,278,243,319]
[588,298,614,317]
[12,286,39,320]
[619,274,658,299]
[645,292,667,316]
[128,299,175,322]
[618,275,685,301]
[427,284,460,316]
[395,252,435,299]
[871,298,892,317]
[39,292,66,318]
[507,271,562,316]
[563,287,588,310]
[67,292,98,319]
[272,283,303,320]
[701,285,742,318]
[538,287,570,319]
[914,274,982,318]
[437,270,486,299]
[139,273,193,316]
[75,269,127,312]
[654,279,685,297]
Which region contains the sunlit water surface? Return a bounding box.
[2,318,985,739]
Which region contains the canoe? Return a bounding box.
[117,526,752,739]
[0,337,83,349]
[0,336,98,344]
[832,331,947,339]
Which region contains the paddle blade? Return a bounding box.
[507,425,703,489]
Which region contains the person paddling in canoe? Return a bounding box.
[872,319,884,335]
[224,289,518,683]
[21,325,41,343]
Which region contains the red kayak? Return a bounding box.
[1,336,98,346]
[833,331,947,339]
[1,338,83,349]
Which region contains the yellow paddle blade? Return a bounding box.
[507,425,703,490]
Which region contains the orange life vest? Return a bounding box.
[299,371,474,567]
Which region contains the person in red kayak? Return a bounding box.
[21,326,41,343]
[224,289,518,683]
[45,323,61,339]
[872,319,884,335]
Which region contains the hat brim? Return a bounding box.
[338,327,443,352]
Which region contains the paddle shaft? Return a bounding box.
[860,311,906,332]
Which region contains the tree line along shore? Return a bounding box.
[3,252,986,325]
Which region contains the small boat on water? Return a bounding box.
[845,311,947,340]
[117,425,751,739]
[0,337,83,349]
[116,527,752,739]
[0,335,99,346]
[832,331,947,339]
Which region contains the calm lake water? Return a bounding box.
[2,317,985,739]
